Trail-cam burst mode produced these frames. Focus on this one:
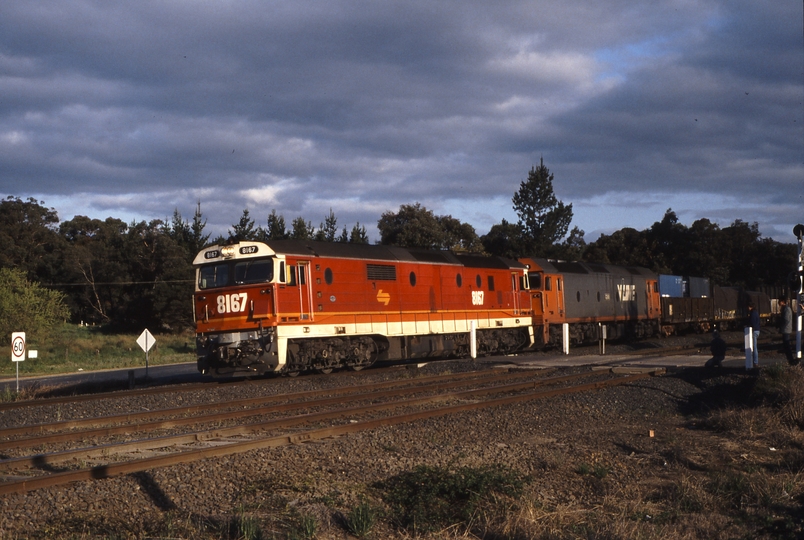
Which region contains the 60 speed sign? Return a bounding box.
[11,332,25,362]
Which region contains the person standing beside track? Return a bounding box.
[748,302,760,370]
[779,296,797,365]
[705,330,727,368]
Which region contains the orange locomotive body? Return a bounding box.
[194,240,534,377]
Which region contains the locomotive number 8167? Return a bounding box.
[193,239,534,377]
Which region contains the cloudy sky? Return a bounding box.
[1,1,802,245]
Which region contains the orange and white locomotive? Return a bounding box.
[194,240,534,377]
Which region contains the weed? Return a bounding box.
[238,514,261,540]
[707,471,750,510]
[0,386,15,403]
[297,513,319,538]
[376,463,528,534]
[670,475,708,513]
[593,464,610,479]
[345,499,376,538]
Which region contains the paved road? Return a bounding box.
[0,362,204,394]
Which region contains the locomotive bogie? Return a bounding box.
[196,328,278,376]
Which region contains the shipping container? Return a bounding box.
[688,276,710,298]
[659,275,684,298]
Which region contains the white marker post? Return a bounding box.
[599,323,607,355]
[470,320,477,359]
[744,327,753,370]
[11,332,25,393]
[562,323,570,355]
[136,329,156,378]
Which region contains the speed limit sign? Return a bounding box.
[11,332,25,362]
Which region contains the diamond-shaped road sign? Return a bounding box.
[136,329,156,353]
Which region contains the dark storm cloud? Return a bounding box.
[0,0,801,242]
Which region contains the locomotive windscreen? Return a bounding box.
[198,263,229,290]
[235,259,274,284]
[198,258,275,289]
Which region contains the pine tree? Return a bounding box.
[512,158,573,256]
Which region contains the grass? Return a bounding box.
[377,464,529,535]
[0,322,196,378]
[345,499,378,538]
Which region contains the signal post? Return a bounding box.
[794,224,804,362]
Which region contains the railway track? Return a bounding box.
[0,367,658,495]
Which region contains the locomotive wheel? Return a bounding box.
[318,367,334,374]
[348,365,364,372]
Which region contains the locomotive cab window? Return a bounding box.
[234,259,273,285]
[487,276,495,291]
[545,276,552,291]
[530,274,542,289]
[199,264,229,290]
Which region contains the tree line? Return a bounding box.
[0,159,796,339]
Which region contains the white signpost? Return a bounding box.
[136,329,156,377]
[11,332,25,392]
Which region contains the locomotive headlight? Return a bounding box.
[221,245,236,259]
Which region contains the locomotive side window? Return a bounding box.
[456,274,462,287]
[576,291,581,302]
[487,276,495,291]
[287,266,297,286]
[530,274,542,289]
[234,259,273,285]
[325,268,333,285]
[557,278,562,291]
[475,275,482,288]
[199,264,229,289]
[545,276,552,291]
[410,272,417,286]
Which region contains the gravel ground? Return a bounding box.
[0,330,800,539]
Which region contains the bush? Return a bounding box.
[376,464,529,534]
[0,268,69,345]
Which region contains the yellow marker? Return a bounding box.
[376,290,390,305]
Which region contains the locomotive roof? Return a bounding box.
[196,239,526,270]
[526,257,655,278]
